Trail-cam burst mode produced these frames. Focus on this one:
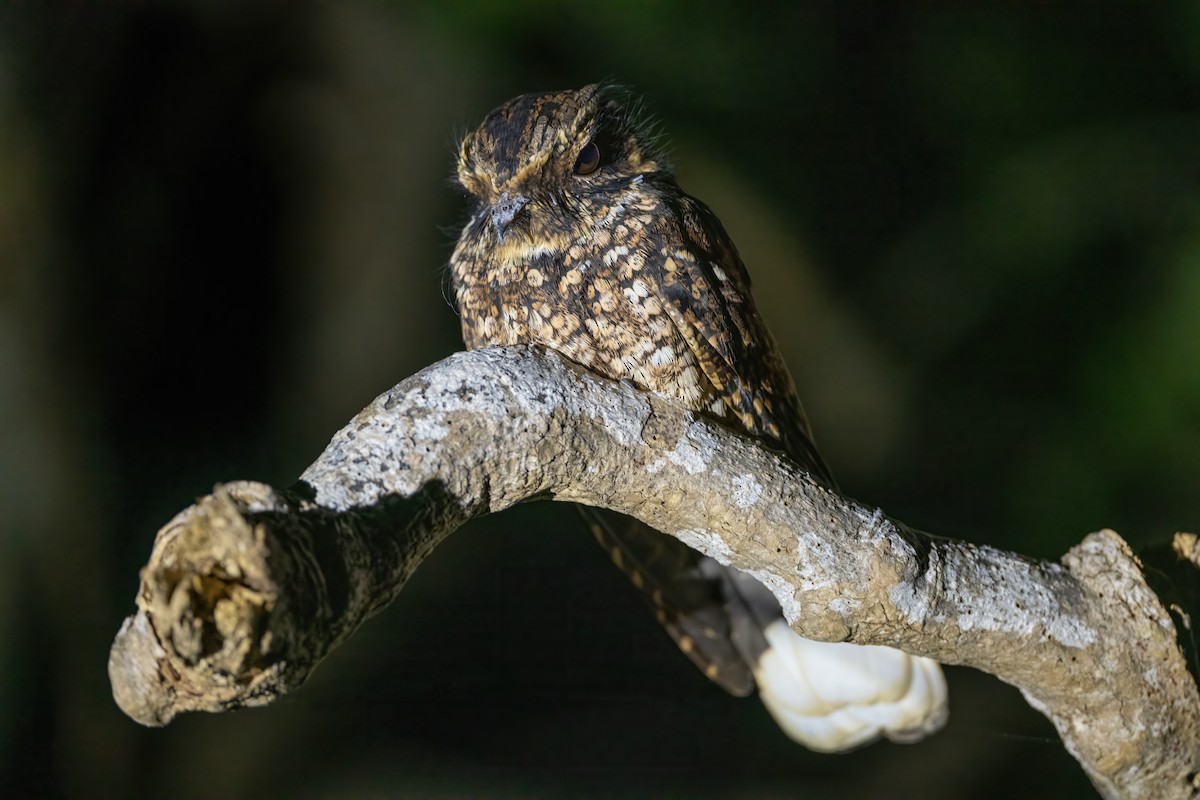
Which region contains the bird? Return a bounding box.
[448,83,947,752]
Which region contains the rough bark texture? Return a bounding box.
[109,346,1200,800]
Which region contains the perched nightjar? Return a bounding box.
[448,83,947,751]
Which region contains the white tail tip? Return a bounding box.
[752,620,948,752]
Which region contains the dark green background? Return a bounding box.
[1,2,1196,798]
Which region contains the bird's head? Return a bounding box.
[454,84,664,248]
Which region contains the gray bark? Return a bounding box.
[108,346,1200,799]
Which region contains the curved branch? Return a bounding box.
[108,346,1200,799]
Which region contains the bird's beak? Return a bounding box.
[490,192,529,241]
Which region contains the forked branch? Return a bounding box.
[108,346,1200,799]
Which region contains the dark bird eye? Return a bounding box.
[574,141,601,175]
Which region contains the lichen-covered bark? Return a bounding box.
[109,346,1200,799]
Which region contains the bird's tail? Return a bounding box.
[717,562,948,751]
[589,509,948,752]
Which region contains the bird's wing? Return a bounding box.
[648,192,834,486]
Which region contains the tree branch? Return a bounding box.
[108,346,1199,799]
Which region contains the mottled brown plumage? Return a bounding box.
[447,85,949,751]
[448,82,837,697]
[451,84,831,480]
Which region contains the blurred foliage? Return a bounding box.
[0,1,1196,798]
